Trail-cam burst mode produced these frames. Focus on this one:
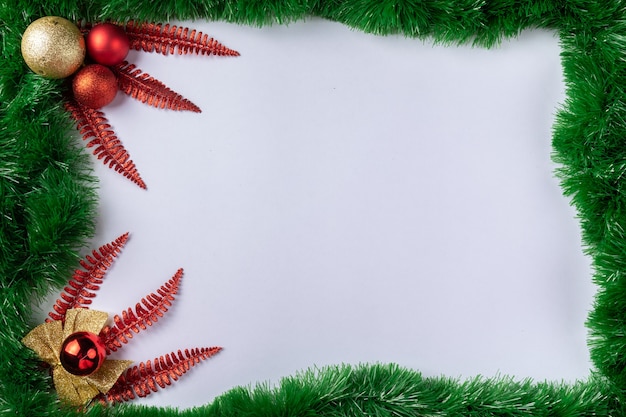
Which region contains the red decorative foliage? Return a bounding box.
[99,269,183,354]
[112,61,201,112]
[102,347,222,403]
[65,99,147,189]
[48,233,129,322]
[124,21,240,57]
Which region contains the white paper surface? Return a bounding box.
[37,19,594,408]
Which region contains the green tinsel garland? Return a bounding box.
[2,0,626,415]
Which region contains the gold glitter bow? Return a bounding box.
[21,308,132,406]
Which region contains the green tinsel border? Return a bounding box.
[2,1,625,416]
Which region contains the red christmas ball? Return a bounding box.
[86,23,130,66]
[72,64,118,109]
[59,331,107,376]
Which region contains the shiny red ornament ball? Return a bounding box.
[72,64,118,109]
[59,331,107,376]
[86,23,130,66]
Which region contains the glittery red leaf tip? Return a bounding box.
[112,62,201,112]
[65,100,147,189]
[101,346,222,404]
[48,233,130,322]
[125,21,240,57]
[99,268,183,354]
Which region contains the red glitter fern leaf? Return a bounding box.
[48,233,129,322]
[124,21,240,57]
[112,61,201,112]
[102,347,222,403]
[65,100,147,189]
[99,269,183,354]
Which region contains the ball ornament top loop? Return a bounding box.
[20,16,85,79]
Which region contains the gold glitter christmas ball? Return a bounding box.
[21,16,86,79]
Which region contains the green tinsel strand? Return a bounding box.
[0,3,97,416]
[315,0,563,47]
[85,0,315,26]
[105,365,618,416]
[3,0,626,416]
[553,14,626,394]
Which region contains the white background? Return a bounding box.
[37,19,595,409]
